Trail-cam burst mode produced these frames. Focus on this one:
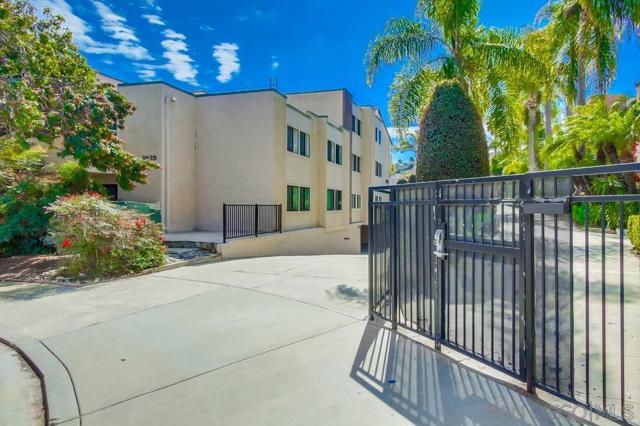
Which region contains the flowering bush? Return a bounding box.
[629,215,640,252]
[46,193,165,278]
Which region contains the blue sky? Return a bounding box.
[33,0,639,131]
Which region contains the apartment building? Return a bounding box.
[93,74,391,255]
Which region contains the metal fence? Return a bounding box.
[222,204,282,243]
[368,163,640,425]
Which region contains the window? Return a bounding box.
[327,189,342,211]
[375,127,383,144]
[375,161,383,177]
[300,187,310,211]
[287,126,309,157]
[351,193,361,209]
[352,115,361,136]
[351,154,361,172]
[374,195,383,202]
[299,132,310,157]
[288,185,311,212]
[327,140,342,165]
[287,185,300,211]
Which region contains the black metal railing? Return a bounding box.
[369,163,640,425]
[223,204,282,243]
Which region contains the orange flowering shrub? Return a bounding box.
[47,193,165,278]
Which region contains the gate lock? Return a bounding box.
[433,229,447,259]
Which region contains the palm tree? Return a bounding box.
[538,0,640,107]
[365,0,544,147]
[542,96,640,191]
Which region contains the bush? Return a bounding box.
[416,80,489,181]
[629,215,640,252]
[0,150,102,256]
[47,193,165,278]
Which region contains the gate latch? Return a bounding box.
[433,229,447,259]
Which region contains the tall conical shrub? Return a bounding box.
[416,81,489,181]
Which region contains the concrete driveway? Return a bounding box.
[0,255,584,426]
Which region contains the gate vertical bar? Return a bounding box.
[521,177,536,393]
[223,203,227,243]
[390,188,398,330]
[435,183,446,351]
[368,187,375,320]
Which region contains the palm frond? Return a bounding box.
[365,17,445,85]
[388,64,444,134]
[416,0,481,40]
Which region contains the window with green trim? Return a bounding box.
[300,187,310,211]
[326,189,342,211]
[326,189,334,211]
[287,185,300,211]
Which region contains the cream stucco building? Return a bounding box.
[94,74,392,256]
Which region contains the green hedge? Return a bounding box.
[629,215,640,252]
[416,80,489,181]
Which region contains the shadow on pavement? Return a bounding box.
[0,282,75,302]
[350,321,579,426]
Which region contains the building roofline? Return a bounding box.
[97,70,124,84]
[285,88,348,96]
[118,80,196,96]
[196,88,286,99]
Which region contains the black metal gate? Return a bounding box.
[369,163,640,425]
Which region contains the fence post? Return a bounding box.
[521,177,536,394]
[368,187,374,321]
[255,204,259,237]
[434,183,446,351]
[223,203,227,243]
[389,188,398,330]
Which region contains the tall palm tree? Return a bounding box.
[365,0,544,146]
[539,0,640,107]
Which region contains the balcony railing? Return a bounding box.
[222,204,282,243]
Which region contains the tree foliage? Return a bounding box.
[365,0,544,150]
[416,81,489,181]
[0,143,103,255]
[0,0,157,190]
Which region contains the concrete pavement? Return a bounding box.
[0,255,585,425]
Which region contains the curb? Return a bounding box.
[0,254,222,289]
[0,337,48,426]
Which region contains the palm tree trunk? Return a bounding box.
[544,100,553,139]
[527,96,538,172]
[577,64,587,106]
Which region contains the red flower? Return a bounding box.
[61,238,73,249]
[134,218,147,230]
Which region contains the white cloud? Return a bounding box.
[90,1,151,60]
[270,55,279,70]
[134,63,160,80]
[161,29,198,85]
[32,0,152,61]
[143,0,162,12]
[199,24,215,32]
[142,14,165,26]
[212,43,240,83]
